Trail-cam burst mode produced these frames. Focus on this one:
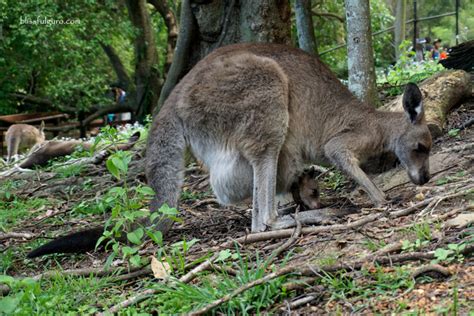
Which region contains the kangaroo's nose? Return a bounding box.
[419,172,430,185]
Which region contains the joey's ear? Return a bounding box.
[39,121,45,132]
[402,83,423,124]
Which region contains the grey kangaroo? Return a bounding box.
[5,122,45,162]
[28,43,431,257]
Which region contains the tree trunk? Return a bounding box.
[100,43,131,90]
[394,0,407,59]
[382,70,471,137]
[239,0,291,44]
[345,0,379,106]
[125,0,162,121]
[157,0,291,111]
[294,0,318,55]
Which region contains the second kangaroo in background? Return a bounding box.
[5,122,45,162]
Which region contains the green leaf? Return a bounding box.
[127,228,144,245]
[0,296,20,314]
[159,204,179,216]
[112,156,127,173]
[122,246,138,256]
[137,186,155,196]
[0,275,15,285]
[434,248,452,261]
[106,158,120,179]
[216,249,232,262]
[448,128,460,137]
[130,255,141,267]
[146,230,163,246]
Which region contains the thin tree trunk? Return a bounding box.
[125,0,162,120]
[394,0,407,59]
[147,0,178,75]
[294,0,318,55]
[100,43,131,90]
[156,0,196,112]
[345,0,379,106]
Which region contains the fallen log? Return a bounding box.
[382,70,471,137]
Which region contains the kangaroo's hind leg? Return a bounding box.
[250,151,280,232]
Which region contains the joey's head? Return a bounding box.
[394,83,432,185]
[293,167,321,210]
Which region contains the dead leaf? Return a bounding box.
[445,213,474,228]
[150,256,171,279]
[415,192,425,201]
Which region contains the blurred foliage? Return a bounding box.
[0,0,172,115]
[313,0,394,78]
[377,40,444,96]
[413,0,473,46]
[0,0,471,115]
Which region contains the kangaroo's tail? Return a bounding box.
[27,106,185,258]
[27,228,104,258]
[145,106,186,234]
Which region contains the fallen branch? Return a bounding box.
[236,212,384,244]
[417,186,473,217]
[412,264,451,279]
[191,198,219,208]
[0,232,34,241]
[266,210,302,264]
[99,288,158,315]
[284,293,320,310]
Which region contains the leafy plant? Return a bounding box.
[99,147,180,268]
[377,41,444,96]
[402,239,429,252]
[448,128,461,138]
[433,243,467,264]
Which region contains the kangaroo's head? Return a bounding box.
[394,83,432,185]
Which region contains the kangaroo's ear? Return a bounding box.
[39,121,45,132]
[402,83,423,124]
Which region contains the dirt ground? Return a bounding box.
[0,97,473,314]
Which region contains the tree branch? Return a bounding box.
[100,42,131,89]
[311,11,345,23]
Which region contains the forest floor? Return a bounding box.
[0,98,473,315]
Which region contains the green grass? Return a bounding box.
[55,164,85,178]
[0,196,50,231]
[319,265,414,313]
[133,250,294,315]
[180,189,209,202]
[0,274,116,315]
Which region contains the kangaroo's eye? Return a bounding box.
[416,143,429,153]
[312,189,319,197]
